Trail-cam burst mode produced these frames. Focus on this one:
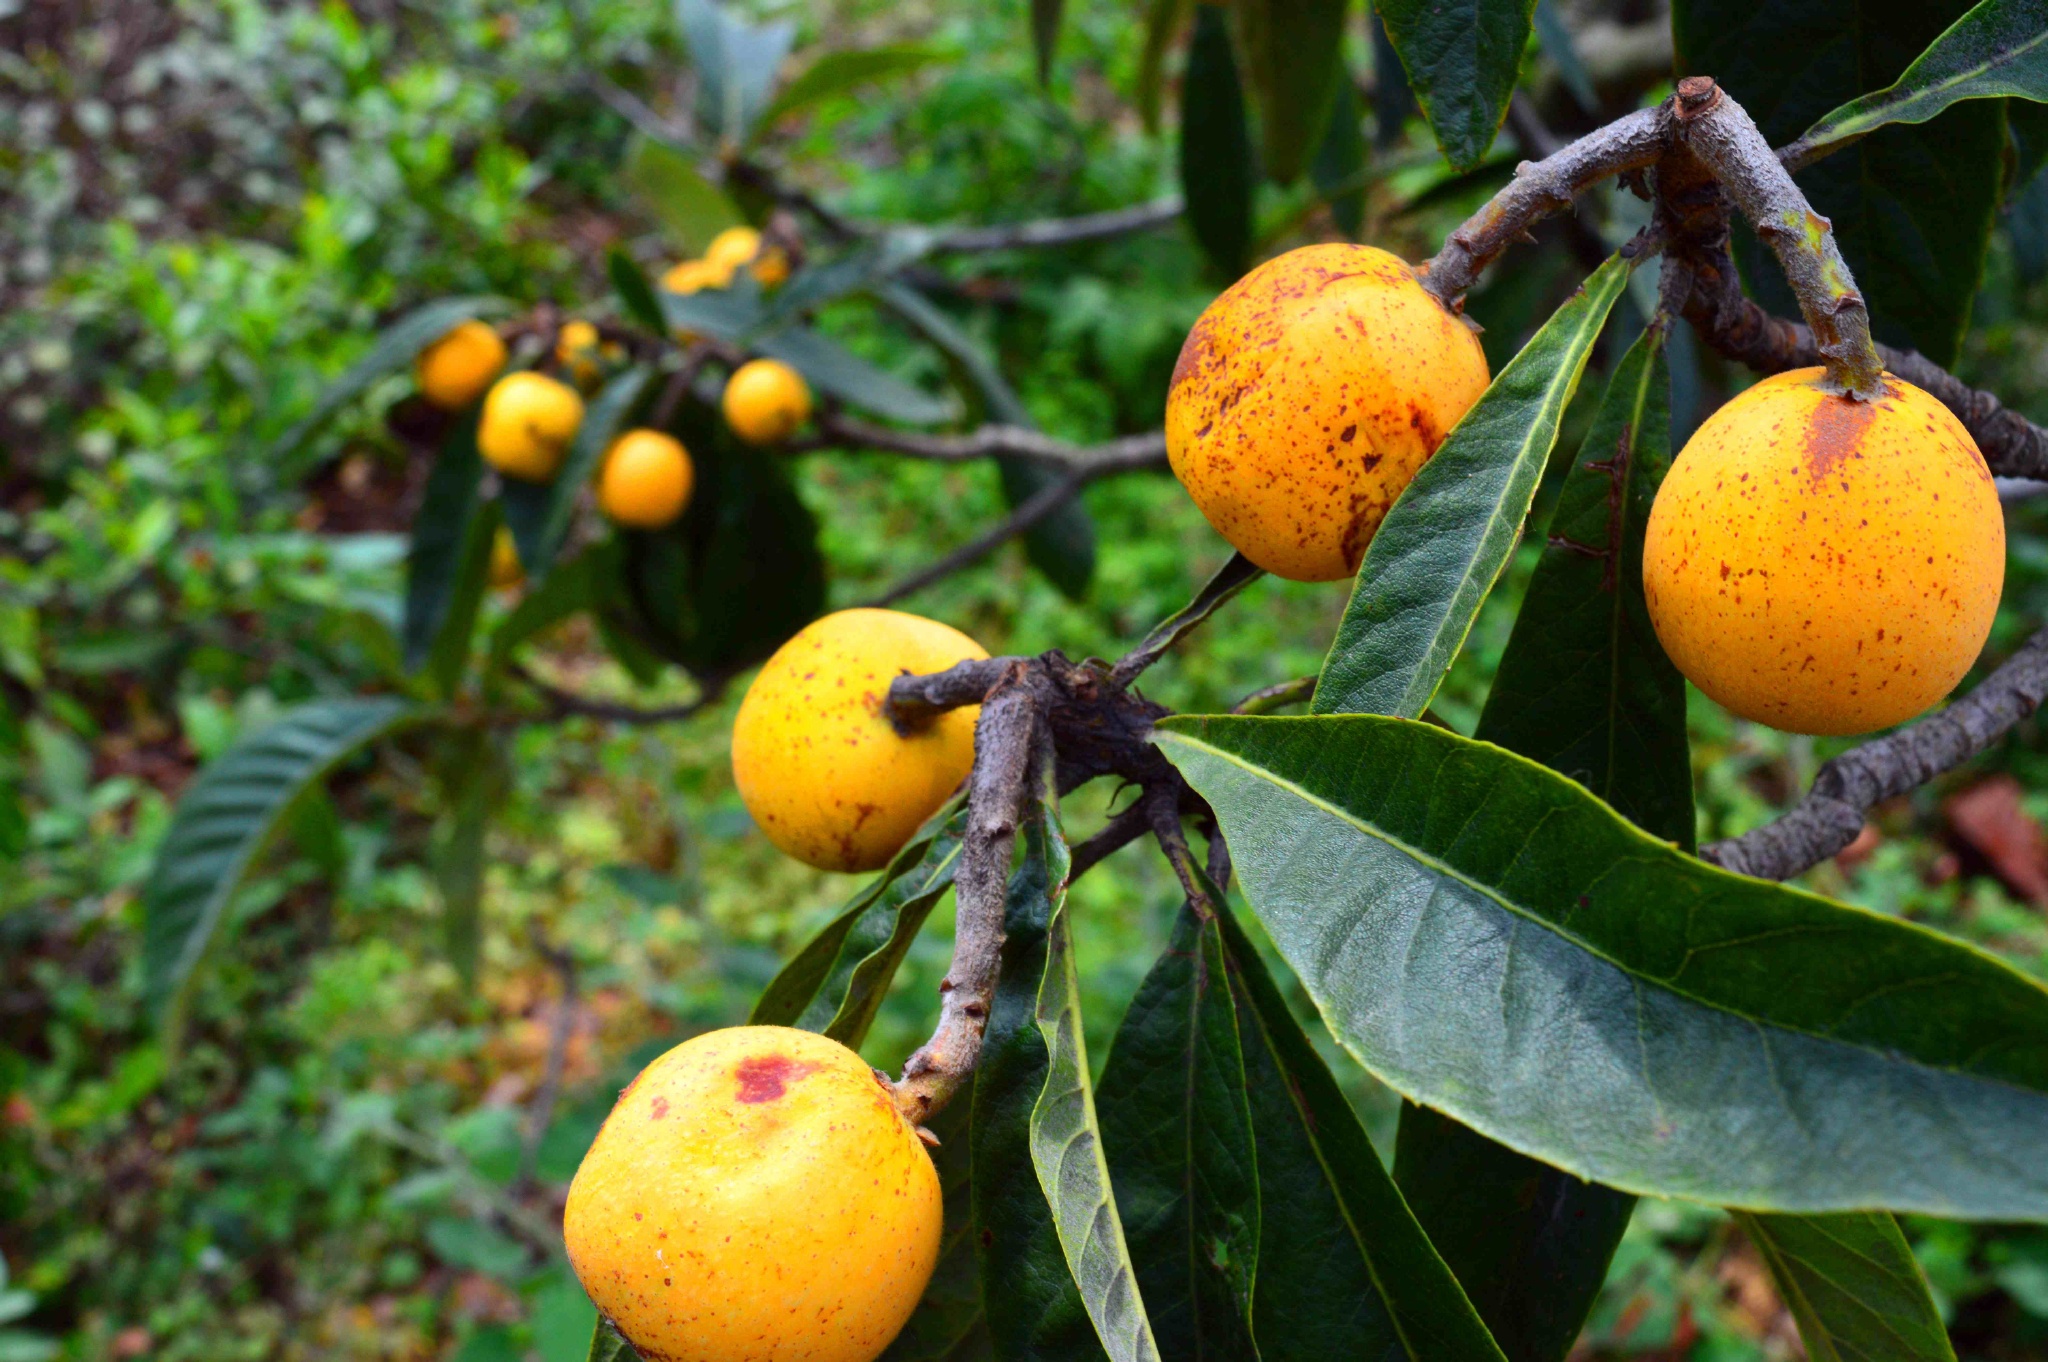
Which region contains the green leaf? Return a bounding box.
[675,0,795,144]
[425,500,501,700]
[1231,0,1352,184]
[486,549,598,674]
[403,410,485,676]
[615,409,825,679]
[608,248,670,336]
[883,1083,993,1361]
[143,697,424,1020]
[1180,5,1256,278]
[433,731,499,981]
[754,43,947,137]
[1310,75,1368,239]
[1375,0,1534,170]
[585,1317,640,1362]
[1155,713,2048,1218]
[1673,0,2005,365]
[875,283,1097,597]
[1136,0,1194,131]
[1737,1211,1957,1362]
[1029,823,1161,1362]
[1097,904,1259,1356]
[753,325,961,427]
[622,137,744,254]
[271,297,506,461]
[749,805,966,1045]
[1215,891,1510,1362]
[1393,324,1683,1362]
[1032,0,1064,84]
[1313,250,1635,719]
[1793,0,2048,161]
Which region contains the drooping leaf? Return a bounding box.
[1310,75,1368,239]
[271,296,507,461]
[425,499,501,700]
[876,283,1096,597]
[674,0,795,144]
[1031,0,1065,85]
[433,730,497,981]
[1231,0,1353,184]
[754,43,947,137]
[1392,324,1682,1362]
[615,407,825,679]
[1791,0,2048,163]
[143,697,426,1020]
[753,325,960,427]
[402,409,485,677]
[1097,903,1259,1357]
[1313,250,1636,719]
[1180,4,1256,278]
[1673,0,2005,365]
[1029,827,1161,1362]
[608,248,670,336]
[660,271,770,342]
[1136,0,1194,131]
[884,1081,994,1361]
[1155,713,2048,1219]
[623,137,745,254]
[1375,0,1534,170]
[1214,891,1510,1362]
[1736,1211,1957,1362]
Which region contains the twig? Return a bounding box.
[511,664,724,726]
[892,680,1048,1125]
[1108,553,1265,688]
[801,414,1167,474]
[924,198,1183,255]
[586,74,690,145]
[862,471,1092,608]
[1701,627,2048,880]
[886,656,1023,732]
[649,341,724,429]
[519,925,578,1190]
[1231,676,1318,715]
[1070,799,1154,880]
[1422,106,1665,307]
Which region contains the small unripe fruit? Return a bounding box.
[597,428,694,529]
[488,526,523,589]
[733,608,986,872]
[723,358,813,445]
[1166,243,1491,581]
[566,1026,941,1362]
[415,320,506,411]
[478,372,584,482]
[1643,367,2004,736]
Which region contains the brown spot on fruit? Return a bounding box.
[1801,390,1877,482]
[650,1096,670,1119]
[735,1054,820,1104]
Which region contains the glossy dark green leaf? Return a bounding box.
[674,0,794,143]
[608,248,669,337]
[1097,904,1258,1357]
[1673,0,2005,365]
[877,283,1096,597]
[1311,76,1368,239]
[1180,5,1255,278]
[1136,0,1193,130]
[143,697,425,1020]
[623,137,744,253]
[425,499,501,700]
[271,296,506,461]
[973,799,1118,1362]
[1156,713,2048,1218]
[884,1082,994,1361]
[615,409,824,679]
[1792,0,2048,161]
[1736,1211,1957,1362]
[1214,891,1509,1362]
[1393,325,1683,1362]
[585,1318,639,1362]
[1314,251,1635,720]
[1031,0,1064,84]
[1372,13,1416,148]
[754,43,947,138]
[1232,0,1352,183]
[403,409,485,676]
[1375,0,1533,170]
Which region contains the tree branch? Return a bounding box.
[1069,799,1154,880]
[1701,628,2048,880]
[518,924,578,1191]
[885,656,1023,732]
[1231,676,1318,714]
[1108,552,1265,688]
[802,414,1167,474]
[510,665,724,726]
[923,198,1184,255]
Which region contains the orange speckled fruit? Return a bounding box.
[415,319,506,411]
[1165,243,1491,582]
[732,609,986,872]
[565,1026,941,1362]
[723,359,813,445]
[478,372,584,482]
[1643,367,2004,736]
[598,428,694,529]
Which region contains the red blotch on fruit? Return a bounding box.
[735,1055,819,1104]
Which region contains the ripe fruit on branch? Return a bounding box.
[488,526,523,590]
[705,224,791,287]
[1165,243,1490,582]
[598,428,694,529]
[723,358,813,445]
[415,320,506,411]
[565,1026,941,1362]
[477,372,584,482]
[555,319,605,388]
[1643,368,2005,736]
[732,608,986,872]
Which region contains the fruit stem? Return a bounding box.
[1667,77,1886,400]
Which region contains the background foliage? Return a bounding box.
[7,0,2048,1358]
